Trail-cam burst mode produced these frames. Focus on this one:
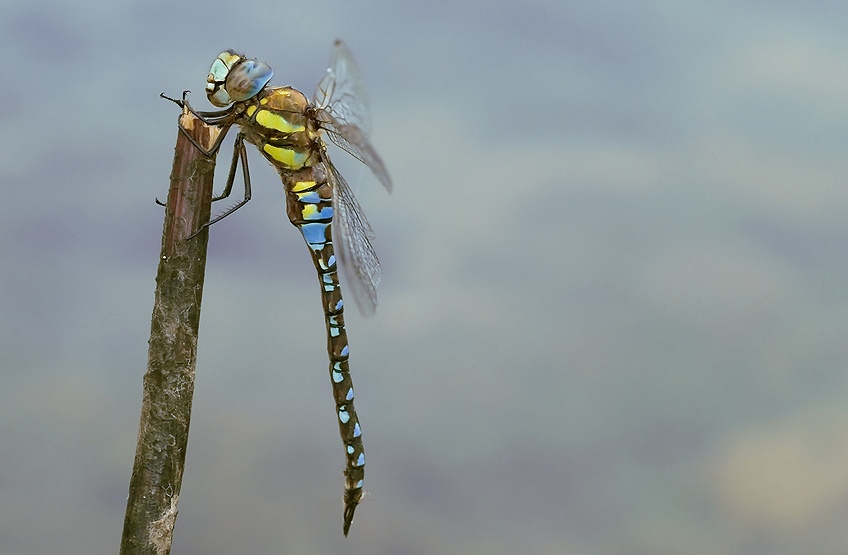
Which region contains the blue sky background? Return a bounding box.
[1,1,848,553]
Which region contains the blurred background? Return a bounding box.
[1,0,847,553]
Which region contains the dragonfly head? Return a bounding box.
[206,50,274,107]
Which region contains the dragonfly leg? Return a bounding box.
[212,133,249,202]
[186,133,252,240]
[159,90,189,108]
[160,92,235,157]
[158,92,239,209]
[161,90,236,122]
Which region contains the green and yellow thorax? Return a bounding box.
[238,87,323,172]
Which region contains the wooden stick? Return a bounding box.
[120,105,220,555]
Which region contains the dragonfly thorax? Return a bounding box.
[206,50,274,107]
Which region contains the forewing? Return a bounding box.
[313,41,393,193]
[314,40,372,136]
[324,150,381,317]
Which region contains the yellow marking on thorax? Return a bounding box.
[263,144,308,169]
[255,109,305,134]
[246,105,257,117]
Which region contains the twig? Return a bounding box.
[120,105,221,555]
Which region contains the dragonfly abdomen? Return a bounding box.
[283,168,365,535]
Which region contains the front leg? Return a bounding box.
[160,91,234,157]
[156,92,236,207]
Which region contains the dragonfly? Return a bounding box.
[163,40,391,536]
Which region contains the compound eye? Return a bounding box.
[205,50,246,107]
[224,59,273,102]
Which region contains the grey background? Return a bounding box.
[1,1,847,553]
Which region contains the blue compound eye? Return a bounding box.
[225,59,273,102]
[204,50,273,107]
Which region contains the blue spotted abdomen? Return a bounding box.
[282,164,365,535]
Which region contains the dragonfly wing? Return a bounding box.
[314,40,372,136]
[313,41,392,192]
[313,40,389,317]
[323,119,393,192]
[324,150,381,317]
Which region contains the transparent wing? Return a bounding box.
[314,40,372,135]
[323,149,381,317]
[314,40,393,193]
[322,114,393,192]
